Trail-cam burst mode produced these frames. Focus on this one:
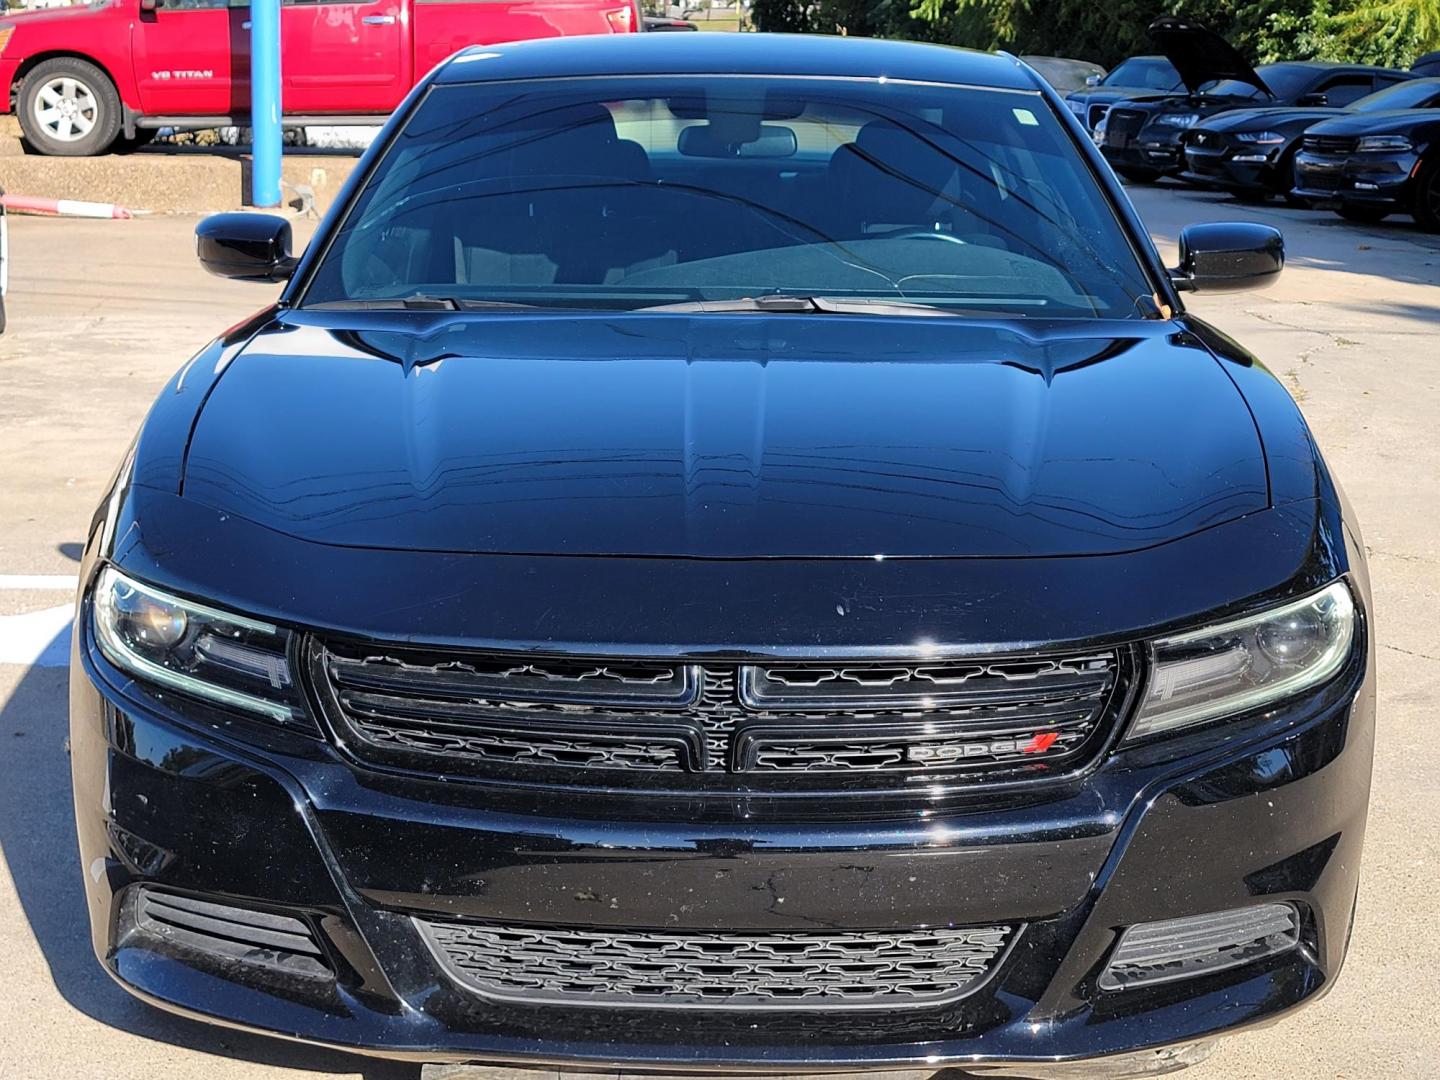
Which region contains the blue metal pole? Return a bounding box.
[249,0,282,208]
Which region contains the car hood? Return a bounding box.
[1148,16,1271,97]
[0,2,114,27]
[1308,108,1440,136]
[1198,106,1343,132]
[1066,88,1158,108]
[180,313,1269,560]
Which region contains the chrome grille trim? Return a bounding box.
[417,920,1016,1010]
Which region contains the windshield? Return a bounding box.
[1354,79,1440,111]
[303,75,1155,318]
[1102,58,1181,90]
[1206,64,1312,101]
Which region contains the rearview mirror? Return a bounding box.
[196,213,297,282]
[678,124,798,159]
[1170,222,1283,293]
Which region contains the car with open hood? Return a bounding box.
[1063,54,1183,133]
[1096,16,1412,181]
[1293,106,1440,229]
[1182,76,1440,202]
[70,31,1373,1078]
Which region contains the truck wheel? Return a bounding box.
[1412,159,1440,233]
[17,57,122,157]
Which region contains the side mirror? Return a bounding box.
[1085,73,1103,87]
[1171,222,1283,293]
[196,213,297,282]
[1297,92,1328,106]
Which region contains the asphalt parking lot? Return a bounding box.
[0,183,1437,1079]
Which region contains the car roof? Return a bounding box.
[1260,60,1412,75]
[433,32,1040,92]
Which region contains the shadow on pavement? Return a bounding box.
[0,632,417,1079]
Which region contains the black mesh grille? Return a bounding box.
[1105,108,1147,146]
[419,920,1014,1010]
[1303,134,1357,155]
[309,639,1128,794]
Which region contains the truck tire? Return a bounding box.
[17,57,122,157]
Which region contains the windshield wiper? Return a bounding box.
[637,295,963,317]
[307,295,543,312]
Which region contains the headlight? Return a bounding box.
[1068,99,1087,117]
[93,566,302,724]
[1356,135,1412,152]
[1127,581,1356,741]
[1155,113,1200,129]
[1235,130,1286,145]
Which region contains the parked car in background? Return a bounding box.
[1064,54,1182,132]
[1294,108,1440,229]
[0,0,642,156]
[1182,77,1440,203]
[1097,16,1414,182]
[1021,55,1105,95]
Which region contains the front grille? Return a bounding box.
[418,920,1014,1010]
[1303,134,1357,156]
[1105,108,1147,146]
[309,639,1127,793]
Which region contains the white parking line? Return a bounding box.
[0,574,78,590]
[0,605,72,667]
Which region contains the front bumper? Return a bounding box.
[1292,149,1419,208]
[1181,147,1279,193]
[1100,132,1185,175]
[70,604,1375,1072]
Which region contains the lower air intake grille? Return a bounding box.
[131,887,330,980]
[419,921,1014,1010]
[1099,903,1300,991]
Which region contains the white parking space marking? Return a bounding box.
[0,574,78,590]
[0,605,72,667]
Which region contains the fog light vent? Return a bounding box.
[133,886,330,980]
[1098,902,1299,991]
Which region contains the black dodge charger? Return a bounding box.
[1294,106,1440,229]
[71,32,1374,1077]
[1182,76,1440,202]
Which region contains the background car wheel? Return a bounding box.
[1337,204,1390,225]
[1116,166,1163,184]
[1412,159,1440,232]
[17,58,121,157]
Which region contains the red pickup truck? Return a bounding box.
[0,0,640,156]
